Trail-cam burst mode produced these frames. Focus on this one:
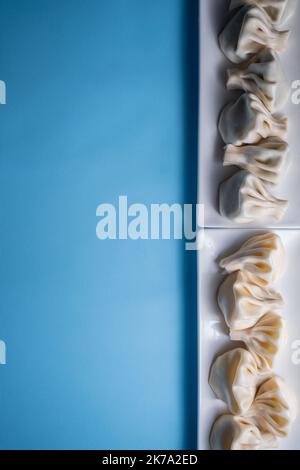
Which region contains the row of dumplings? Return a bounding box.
[209,232,296,450]
[217,0,297,224]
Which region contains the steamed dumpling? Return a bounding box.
[219,232,286,286]
[219,93,288,146]
[210,414,277,450]
[246,376,297,437]
[226,49,290,112]
[219,171,288,224]
[223,138,290,186]
[217,271,283,330]
[230,312,285,371]
[219,5,289,64]
[230,0,297,25]
[209,348,258,415]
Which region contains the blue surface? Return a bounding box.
[0,0,198,449]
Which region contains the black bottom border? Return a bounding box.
[0,450,297,466]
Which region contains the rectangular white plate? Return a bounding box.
[198,0,300,228]
[198,229,300,450]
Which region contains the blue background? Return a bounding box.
[0,0,198,449]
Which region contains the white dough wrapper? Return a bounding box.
[226,48,290,113]
[246,376,297,438]
[230,0,297,25]
[219,93,288,146]
[219,5,289,64]
[219,170,288,224]
[230,312,285,372]
[209,348,258,415]
[217,271,283,330]
[219,232,286,286]
[210,414,278,450]
[224,138,290,186]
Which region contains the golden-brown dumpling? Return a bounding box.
[230,312,285,371]
[217,271,283,330]
[219,232,286,286]
[219,93,288,146]
[210,414,278,450]
[219,5,289,64]
[223,138,290,186]
[209,348,258,415]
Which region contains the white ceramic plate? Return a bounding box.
[198,0,300,228]
[198,229,300,450]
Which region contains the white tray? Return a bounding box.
[197,229,300,450]
[198,0,300,228]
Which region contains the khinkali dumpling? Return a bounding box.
[226,49,290,112]
[217,271,283,330]
[219,232,286,286]
[224,138,290,186]
[219,170,288,224]
[246,376,297,437]
[210,414,277,450]
[230,312,285,371]
[230,0,297,25]
[219,93,288,146]
[219,5,289,64]
[209,348,258,415]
